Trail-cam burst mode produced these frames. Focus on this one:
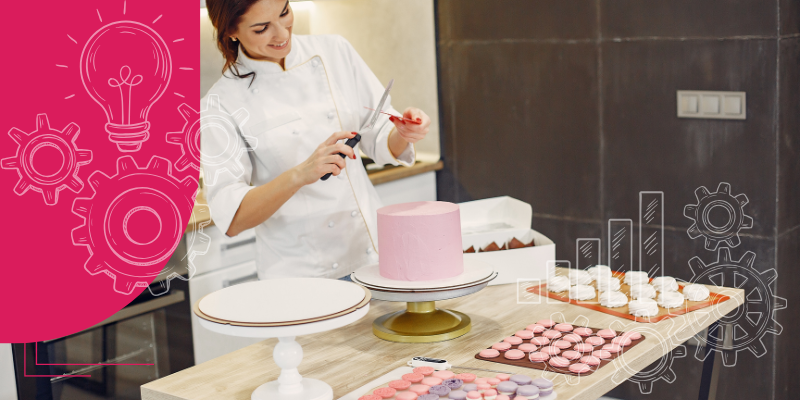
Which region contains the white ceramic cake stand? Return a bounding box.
[195,278,370,400]
[352,259,495,343]
[199,306,369,400]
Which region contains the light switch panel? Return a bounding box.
[677,90,746,120]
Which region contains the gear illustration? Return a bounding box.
[609,318,686,394]
[166,94,256,183]
[72,155,199,295]
[1,114,93,205]
[688,248,786,366]
[684,182,753,250]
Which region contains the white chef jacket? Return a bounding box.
[201,34,415,280]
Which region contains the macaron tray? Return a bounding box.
[527,271,730,323]
[474,320,645,376]
[343,366,557,400]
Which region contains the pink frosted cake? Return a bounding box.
[377,201,464,281]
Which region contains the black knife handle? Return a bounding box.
[321,134,361,181]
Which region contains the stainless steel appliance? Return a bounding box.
[12,248,194,400]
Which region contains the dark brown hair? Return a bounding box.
[206,0,261,84]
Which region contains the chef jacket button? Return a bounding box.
[312,59,320,67]
[328,221,335,228]
[351,211,358,217]
[327,112,335,120]
[338,173,346,180]
[332,262,339,269]
[366,248,373,255]
[292,129,299,135]
[252,88,259,94]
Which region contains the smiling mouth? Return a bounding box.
[269,40,288,49]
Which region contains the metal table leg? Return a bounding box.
[698,321,720,400]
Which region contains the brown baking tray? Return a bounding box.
[527,271,730,323]
[475,322,646,376]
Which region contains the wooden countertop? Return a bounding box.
[141,281,743,400]
[185,160,443,232]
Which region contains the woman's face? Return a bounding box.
[233,0,293,63]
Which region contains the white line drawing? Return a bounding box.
[684,182,753,250]
[80,21,172,152]
[609,318,687,394]
[174,94,257,183]
[71,156,198,295]
[516,278,543,304]
[640,191,664,276]
[608,218,633,273]
[576,238,601,270]
[1,114,93,205]
[687,248,786,366]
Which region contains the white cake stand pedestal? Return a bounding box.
[198,304,369,400]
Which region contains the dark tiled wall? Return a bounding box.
[435,1,798,399]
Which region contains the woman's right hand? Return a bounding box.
[291,131,358,186]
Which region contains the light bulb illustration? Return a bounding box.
[80,21,172,152]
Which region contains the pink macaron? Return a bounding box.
[421,377,442,387]
[467,391,482,399]
[409,385,430,395]
[537,319,556,328]
[496,396,511,400]
[432,370,455,380]
[518,343,538,352]
[515,330,534,339]
[402,373,424,383]
[373,387,397,399]
[542,330,563,339]
[602,344,623,353]
[574,343,594,353]
[396,392,418,400]
[611,336,633,346]
[580,355,601,366]
[487,378,501,386]
[529,352,550,362]
[456,373,477,382]
[359,395,382,400]
[548,356,570,368]
[495,373,511,381]
[474,378,488,385]
[477,383,491,392]
[569,363,591,374]
[585,336,606,346]
[504,349,526,360]
[573,327,594,336]
[562,350,581,360]
[389,380,412,390]
[540,346,561,355]
[597,329,617,339]
[621,331,643,340]
[504,336,523,345]
[530,336,550,346]
[413,366,434,376]
[553,340,572,349]
[492,342,512,351]
[554,323,574,332]
[592,350,612,359]
[480,349,501,358]
[526,324,546,333]
[563,333,583,343]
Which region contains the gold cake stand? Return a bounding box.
[351,264,496,343]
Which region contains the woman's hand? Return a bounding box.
[388,107,430,157]
[291,131,357,186]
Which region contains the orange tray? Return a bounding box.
[527,272,730,323]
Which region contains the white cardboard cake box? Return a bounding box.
[459,196,555,286]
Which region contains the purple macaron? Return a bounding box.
[429,385,451,396]
[517,385,540,398]
[510,374,532,386]
[442,378,464,390]
[532,377,554,396]
[448,389,468,400]
[461,383,478,392]
[496,381,519,395]
[418,395,439,400]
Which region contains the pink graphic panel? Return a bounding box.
[0,0,200,343]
